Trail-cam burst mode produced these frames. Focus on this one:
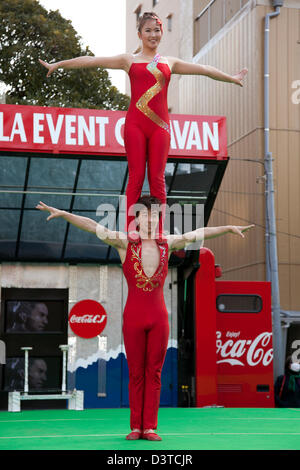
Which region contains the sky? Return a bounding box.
[39,0,126,93]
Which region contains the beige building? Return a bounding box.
[126,1,300,333]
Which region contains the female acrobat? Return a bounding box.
[39,11,248,236]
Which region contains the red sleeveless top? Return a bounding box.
[126,54,171,136]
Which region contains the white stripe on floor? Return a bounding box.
[1,432,300,439]
[215,417,300,420]
[0,418,106,423]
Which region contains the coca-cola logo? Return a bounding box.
[216,330,273,367]
[70,314,106,324]
[69,300,107,339]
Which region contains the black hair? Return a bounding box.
[135,194,162,219]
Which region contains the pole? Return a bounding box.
[264,4,284,378]
[21,347,33,394]
[59,345,70,394]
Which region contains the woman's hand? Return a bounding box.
[232,68,248,87]
[39,59,59,77]
[36,201,64,221]
[228,224,255,238]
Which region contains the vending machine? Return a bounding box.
[215,280,274,407]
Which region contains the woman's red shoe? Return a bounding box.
[126,429,142,440]
[142,429,162,441]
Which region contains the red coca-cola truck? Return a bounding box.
[190,247,274,408]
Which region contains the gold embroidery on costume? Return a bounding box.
[130,243,167,292]
[136,54,170,134]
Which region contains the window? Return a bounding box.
[210,0,225,38]
[217,294,263,313]
[166,14,173,32]
[153,0,159,6]
[225,0,240,23]
[194,0,249,55]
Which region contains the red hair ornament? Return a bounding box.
[155,18,163,34]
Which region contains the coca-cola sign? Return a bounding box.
[69,299,107,339]
[216,330,273,367]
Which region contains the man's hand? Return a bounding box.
[36,201,63,220]
[228,224,255,238]
[232,68,248,87]
[39,59,59,77]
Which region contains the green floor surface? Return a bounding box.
[1,407,300,450]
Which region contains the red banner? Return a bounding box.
[0,104,227,159]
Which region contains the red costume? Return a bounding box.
[122,234,169,430]
[124,53,171,235]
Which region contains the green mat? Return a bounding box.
[0,407,300,450]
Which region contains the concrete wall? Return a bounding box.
[0,262,177,373]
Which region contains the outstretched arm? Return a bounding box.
[39,53,132,77]
[36,201,126,249]
[168,224,255,252]
[168,57,248,86]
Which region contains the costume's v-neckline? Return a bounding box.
[139,238,161,279]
